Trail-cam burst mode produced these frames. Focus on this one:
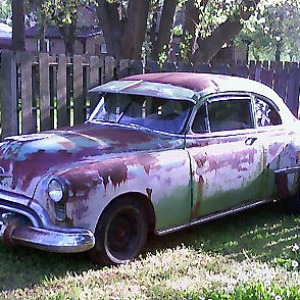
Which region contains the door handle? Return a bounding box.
[245,137,257,146]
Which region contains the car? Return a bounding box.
[0,72,300,266]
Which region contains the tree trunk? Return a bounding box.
[121,0,150,59]
[192,18,243,63]
[38,12,47,53]
[96,0,150,59]
[11,0,25,51]
[152,0,178,61]
[191,0,261,63]
[96,0,123,59]
[59,24,77,55]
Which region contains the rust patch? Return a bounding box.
[207,148,256,172]
[190,201,201,220]
[194,154,207,168]
[60,153,160,197]
[268,142,285,157]
[193,148,256,174]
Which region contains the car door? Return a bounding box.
[186,94,266,219]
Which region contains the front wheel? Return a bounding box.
[88,197,148,266]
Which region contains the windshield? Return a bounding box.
[89,93,194,134]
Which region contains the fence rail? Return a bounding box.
[0,50,299,139]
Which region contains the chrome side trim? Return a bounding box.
[0,191,51,228]
[274,166,300,174]
[0,204,41,227]
[156,199,274,236]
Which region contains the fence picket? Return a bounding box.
[39,53,51,131]
[0,50,299,139]
[20,52,35,134]
[0,51,18,139]
[57,54,68,128]
[73,55,86,125]
[89,55,102,113]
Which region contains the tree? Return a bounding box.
[151,0,178,61]
[179,0,261,63]
[21,0,261,62]
[96,0,260,63]
[42,0,78,55]
[11,0,25,51]
[95,0,150,59]
[236,1,300,61]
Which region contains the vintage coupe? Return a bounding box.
[0,72,300,265]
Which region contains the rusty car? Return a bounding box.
[0,72,300,265]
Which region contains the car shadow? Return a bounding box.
[0,246,94,291]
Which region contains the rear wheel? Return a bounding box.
[88,197,148,266]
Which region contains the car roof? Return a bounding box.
[90,72,285,106]
[123,72,279,99]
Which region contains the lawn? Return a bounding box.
[0,201,299,299]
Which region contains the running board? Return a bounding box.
[156,199,275,236]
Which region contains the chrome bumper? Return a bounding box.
[0,212,95,253]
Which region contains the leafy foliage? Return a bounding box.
[0,0,11,22]
[42,0,78,26]
[236,0,300,61]
[195,0,240,39]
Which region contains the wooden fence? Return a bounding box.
[0,50,300,139]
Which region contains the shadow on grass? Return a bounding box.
[0,245,94,291]
[145,201,299,263]
[0,201,298,292]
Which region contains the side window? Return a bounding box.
[207,97,253,132]
[192,104,208,133]
[254,97,282,127]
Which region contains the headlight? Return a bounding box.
[48,178,65,203]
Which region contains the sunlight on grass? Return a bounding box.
[1,244,299,299]
[0,203,299,299]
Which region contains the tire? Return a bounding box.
[88,197,148,266]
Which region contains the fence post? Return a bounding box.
[0,51,18,139]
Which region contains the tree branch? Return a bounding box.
[152,0,178,61]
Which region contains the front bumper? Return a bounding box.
[0,212,95,253]
[0,191,95,253]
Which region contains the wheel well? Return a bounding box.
[102,192,156,233]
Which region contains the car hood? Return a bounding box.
[0,123,184,198]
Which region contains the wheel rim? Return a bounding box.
[105,207,144,262]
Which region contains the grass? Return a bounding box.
[0,201,299,299]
